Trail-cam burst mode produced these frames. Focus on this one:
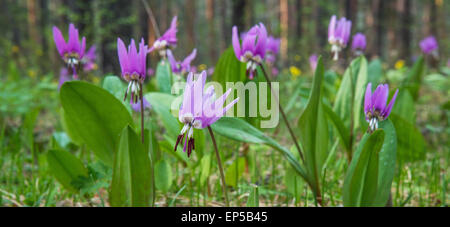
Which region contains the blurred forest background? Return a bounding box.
[0,0,449,78]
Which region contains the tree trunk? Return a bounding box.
[280,0,288,66]
[206,0,216,64]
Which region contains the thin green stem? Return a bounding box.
[139,83,144,144]
[207,126,230,207]
[259,64,304,162]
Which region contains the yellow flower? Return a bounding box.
[28,69,36,79]
[394,60,405,70]
[198,64,207,71]
[290,66,302,80]
[11,45,19,54]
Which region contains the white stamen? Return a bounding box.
[188,126,194,138]
[192,120,202,129]
[180,124,189,134]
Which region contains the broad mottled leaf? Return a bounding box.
[60,82,134,166]
[110,126,153,207]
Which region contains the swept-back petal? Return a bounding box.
[53,26,67,56]
[382,89,398,118]
[364,83,372,113]
[328,15,337,41]
[182,48,197,71]
[232,26,242,59]
[167,49,179,73]
[117,38,129,75]
[255,23,267,59]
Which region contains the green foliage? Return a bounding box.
[156,60,173,94]
[297,56,328,198]
[390,114,426,162]
[402,56,425,101]
[343,130,384,207]
[60,81,134,166]
[344,120,397,206]
[47,149,90,192]
[110,125,153,207]
[154,159,173,193]
[246,185,259,207]
[225,157,245,187]
[211,46,246,90]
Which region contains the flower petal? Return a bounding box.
[232,26,242,60]
[53,26,67,56]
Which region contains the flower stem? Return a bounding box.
[207,126,230,207]
[139,83,144,144]
[259,64,305,162]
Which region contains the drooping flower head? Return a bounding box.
[207,67,215,76]
[150,16,178,57]
[419,36,439,58]
[82,45,97,72]
[167,49,197,75]
[175,71,239,157]
[53,24,86,79]
[351,33,366,55]
[117,37,149,103]
[364,83,398,132]
[309,54,318,72]
[131,97,151,112]
[328,15,352,61]
[265,36,280,64]
[232,23,267,79]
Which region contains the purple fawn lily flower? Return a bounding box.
[232,23,268,79]
[53,24,86,79]
[167,48,197,75]
[309,54,318,72]
[364,83,398,132]
[149,16,178,57]
[419,36,439,58]
[351,33,366,56]
[82,45,97,72]
[117,38,149,103]
[328,15,352,61]
[174,71,239,157]
[131,97,151,112]
[265,36,280,64]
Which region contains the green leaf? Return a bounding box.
[390,114,426,162]
[211,117,308,181]
[156,60,173,94]
[211,46,246,90]
[246,185,259,207]
[102,75,132,113]
[367,58,383,85]
[155,159,173,193]
[284,166,304,201]
[333,56,368,132]
[333,57,361,128]
[374,119,397,205]
[225,157,245,187]
[402,56,425,101]
[60,81,134,166]
[343,130,384,207]
[47,149,89,192]
[145,92,180,138]
[392,90,416,124]
[199,153,212,187]
[323,103,350,152]
[110,125,153,207]
[297,56,328,196]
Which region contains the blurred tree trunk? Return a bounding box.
[219,1,229,52]
[280,0,288,66]
[27,0,41,45]
[400,0,412,61]
[345,0,358,23]
[185,0,196,51]
[376,0,385,57]
[206,0,216,63]
[92,0,103,72]
[232,0,245,30]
